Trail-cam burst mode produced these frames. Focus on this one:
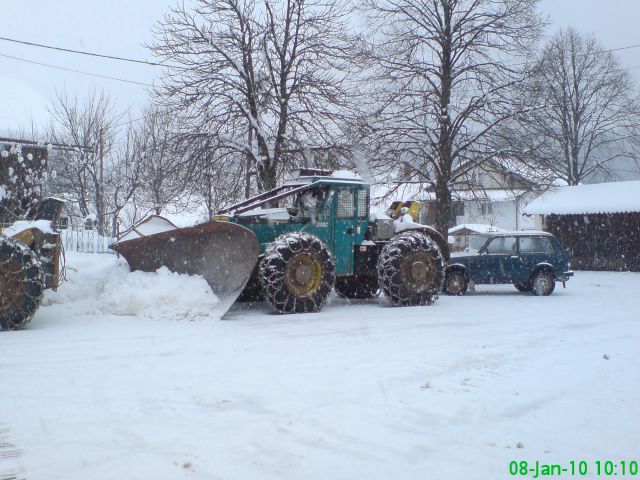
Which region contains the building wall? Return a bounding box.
[454,199,536,231]
[545,212,640,271]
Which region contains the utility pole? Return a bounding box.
[98,128,104,235]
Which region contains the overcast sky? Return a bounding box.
[2,0,640,135]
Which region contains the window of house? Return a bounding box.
[481,203,493,215]
[452,202,465,217]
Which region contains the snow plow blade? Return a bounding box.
[110,220,259,314]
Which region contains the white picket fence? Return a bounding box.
[59,224,116,254]
[2,221,117,254]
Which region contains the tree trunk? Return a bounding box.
[434,177,452,238]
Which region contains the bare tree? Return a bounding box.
[359,0,544,235]
[150,0,357,197]
[133,107,192,215]
[48,90,120,234]
[505,28,640,185]
[107,120,143,235]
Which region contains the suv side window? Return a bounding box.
[519,236,553,254]
[485,236,516,255]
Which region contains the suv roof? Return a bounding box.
[489,231,552,237]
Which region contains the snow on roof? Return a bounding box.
[331,170,362,181]
[116,215,177,242]
[523,181,640,215]
[2,219,54,237]
[454,155,565,187]
[371,183,526,205]
[449,224,506,235]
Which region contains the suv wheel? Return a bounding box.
[443,269,468,295]
[531,271,555,296]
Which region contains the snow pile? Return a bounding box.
[524,180,640,215]
[2,256,640,480]
[369,207,391,222]
[2,219,54,236]
[48,253,221,321]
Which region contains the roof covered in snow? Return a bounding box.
[371,183,527,205]
[523,181,640,215]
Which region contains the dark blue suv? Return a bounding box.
[443,232,573,296]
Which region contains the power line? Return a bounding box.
[3,32,640,75]
[0,52,154,87]
[0,35,186,70]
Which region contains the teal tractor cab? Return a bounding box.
[112,169,449,315]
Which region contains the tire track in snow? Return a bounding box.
[0,425,24,480]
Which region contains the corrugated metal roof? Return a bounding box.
[523,181,640,215]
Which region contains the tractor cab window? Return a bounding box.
[336,189,355,218]
[356,189,368,219]
[295,187,329,220]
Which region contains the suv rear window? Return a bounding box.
[485,236,516,255]
[519,236,553,254]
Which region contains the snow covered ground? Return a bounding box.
[1,253,639,480]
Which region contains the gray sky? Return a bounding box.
[2,0,640,133]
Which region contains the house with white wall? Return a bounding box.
[372,157,561,231]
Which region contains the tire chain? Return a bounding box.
[0,237,45,331]
[259,232,335,313]
[377,231,445,306]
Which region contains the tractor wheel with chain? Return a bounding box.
[334,275,380,299]
[0,236,45,331]
[259,233,335,313]
[377,231,445,306]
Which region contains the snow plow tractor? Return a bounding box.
[111,169,449,315]
[0,198,65,331]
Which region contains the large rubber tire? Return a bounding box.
[531,270,555,296]
[0,237,45,331]
[259,233,335,313]
[377,231,445,306]
[443,268,468,295]
[334,275,380,299]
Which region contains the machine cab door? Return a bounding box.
[332,188,358,275]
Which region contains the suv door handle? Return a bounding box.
[510,255,519,259]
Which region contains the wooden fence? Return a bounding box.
[546,212,640,272]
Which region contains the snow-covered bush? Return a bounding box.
[0,141,49,222]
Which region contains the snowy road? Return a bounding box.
[1,253,639,480]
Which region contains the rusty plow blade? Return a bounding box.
[110,219,259,316]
